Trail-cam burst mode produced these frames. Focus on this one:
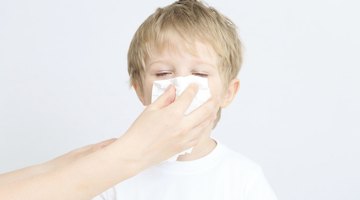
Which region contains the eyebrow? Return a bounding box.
[147,59,216,70]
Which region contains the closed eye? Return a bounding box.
[192,72,208,77]
[155,71,173,77]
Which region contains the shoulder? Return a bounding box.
[216,142,263,172]
[214,142,268,184]
[215,143,278,199]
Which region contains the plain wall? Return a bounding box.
[1,0,359,199]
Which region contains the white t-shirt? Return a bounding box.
[93,140,277,200]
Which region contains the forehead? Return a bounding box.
[146,31,219,64]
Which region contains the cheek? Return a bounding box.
[208,77,225,98]
[142,79,155,105]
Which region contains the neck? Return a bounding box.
[176,131,217,161]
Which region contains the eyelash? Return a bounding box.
[192,72,208,77]
[155,72,172,77]
[155,72,208,77]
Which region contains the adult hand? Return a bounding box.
[120,84,218,169]
[0,84,218,200]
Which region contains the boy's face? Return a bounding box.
[134,38,239,110]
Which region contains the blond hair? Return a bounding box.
[127,0,243,126]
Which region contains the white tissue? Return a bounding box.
[151,75,211,162]
[151,75,211,114]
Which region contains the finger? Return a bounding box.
[181,115,214,150]
[170,83,199,113]
[149,85,176,110]
[183,98,218,128]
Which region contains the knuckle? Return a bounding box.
[177,126,188,137]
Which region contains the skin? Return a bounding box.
[0,85,219,200]
[134,36,240,161]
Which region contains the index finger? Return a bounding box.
[183,97,218,127]
[170,83,199,113]
[148,85,176,110]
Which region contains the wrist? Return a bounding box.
[112,135,148,175]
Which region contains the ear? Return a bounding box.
[133,82,146,106]
[220,79,240,108]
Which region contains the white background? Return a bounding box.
[1,0,359,199]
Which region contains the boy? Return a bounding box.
[95,0,277,199]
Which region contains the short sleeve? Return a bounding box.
[244,168,278,200]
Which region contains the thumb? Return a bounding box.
[149,85,176,110]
